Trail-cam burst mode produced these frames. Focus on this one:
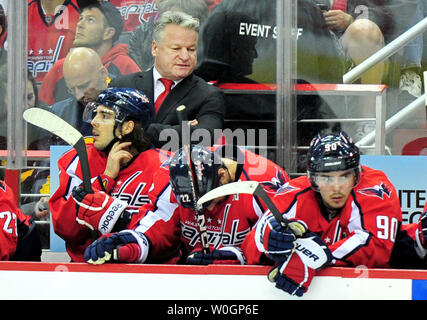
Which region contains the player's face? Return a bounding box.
[205,167,233,211]
[65,67,106,104]
[73,8,106,48]
[315,169,356,209]
[152,24,198,81]
[91,105,116,151]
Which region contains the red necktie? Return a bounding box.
[155,78,174,113]
[332,0,347,11]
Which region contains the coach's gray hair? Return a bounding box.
[153,10,200,44]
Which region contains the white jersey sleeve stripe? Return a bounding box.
[135,185,178,233]
[331,201,371,260]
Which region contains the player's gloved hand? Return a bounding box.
[255,213,307,262]
[267,233,332,297]
[186,246,247,265]
[84,231,150,264]
[72,185,127,234]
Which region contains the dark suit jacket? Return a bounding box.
[109,68,226,149]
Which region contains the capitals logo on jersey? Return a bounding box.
[113,0,158,29]
[110,171,151,211]
[358,182,392,199]
[28,36,65,80]
[181,219,250,248]
[260,168,289,194]
[273,182,300,197]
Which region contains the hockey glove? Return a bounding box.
[84,231,149,264]
[72,185,127,234]
[268,233,332,297]
[186,247,247,265]
[255,213,307,262]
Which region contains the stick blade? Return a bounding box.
[23,108,83,146]
[197,181,260,206]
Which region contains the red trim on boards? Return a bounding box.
[0,261,426,280]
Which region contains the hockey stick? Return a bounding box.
[23,108,93,193]
[24,108,99,241]
[197,181,288,228]
[179,107,210,254]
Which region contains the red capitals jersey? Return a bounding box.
[132,146,290,262]
[133,172,265,262]
[0,180,33,260]
[243,166,403,268]
[49,144,170,262]
[109,0,157,32]
[28,0,80,82]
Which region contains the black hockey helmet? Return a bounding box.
[306,131,361,191]
[169,145,223,209]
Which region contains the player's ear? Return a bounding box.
[121,120,135,136]
[103,26,116,41]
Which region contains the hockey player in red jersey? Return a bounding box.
[243,131,402,297]
[0,180,41,261]
[83,144,293,265]
[49,87,170,262]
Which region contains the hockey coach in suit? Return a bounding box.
[109,10,226,149]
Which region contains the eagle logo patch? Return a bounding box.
[358,182,392,199]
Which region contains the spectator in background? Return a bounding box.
[31,47,108,152]
[109,0,160,44]
[129,0,209,72]
[315,0,419,142]
[38,1,140,105]
[110,10,225,149]
[28,0,81,83]
[398,0,426,99]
